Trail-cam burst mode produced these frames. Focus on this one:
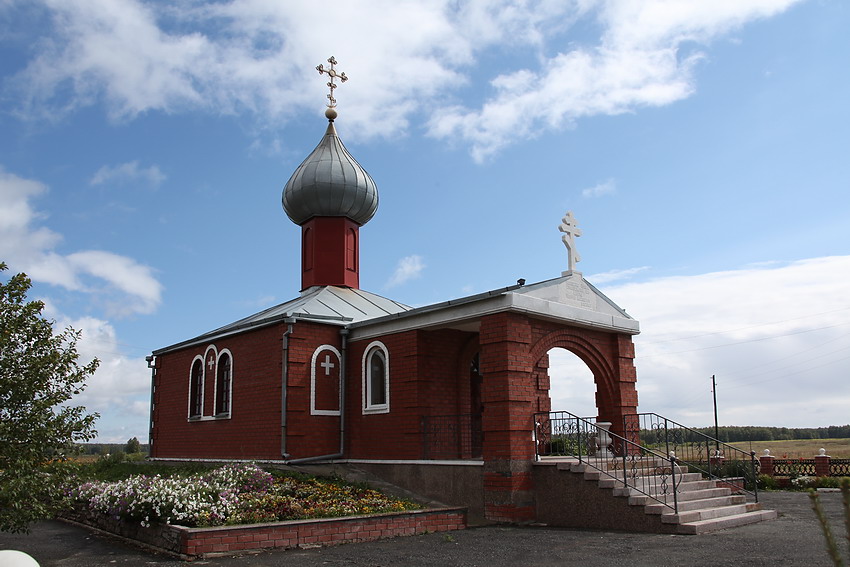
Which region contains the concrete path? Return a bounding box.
[0,491,846,566]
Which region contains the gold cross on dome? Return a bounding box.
[316,56,348,108]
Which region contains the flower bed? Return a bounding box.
[70,463,418,528]
[63,463,466,558]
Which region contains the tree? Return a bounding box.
[125,436,141,454]
[0,263,99,533]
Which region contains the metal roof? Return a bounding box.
[152,286,411,355]
[152,274,639,355]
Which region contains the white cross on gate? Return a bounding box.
[208,356,215,370]
[558,210,582,273]
[320,354,336,376]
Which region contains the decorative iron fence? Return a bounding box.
[772,459,817,477]
[420,413,481,460]
[766,458,850,477]
[830,459,850,476]
[534,411,682,513]
[624,413,759,500]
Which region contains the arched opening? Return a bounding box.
[546,347,597,419]
[469,352,483,458]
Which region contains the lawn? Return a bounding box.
[727,438,850,459]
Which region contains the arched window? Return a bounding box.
[362,341,389,414]
[215,351,232,416]
[189,358,203,418]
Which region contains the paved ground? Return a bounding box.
[0,491,846,566]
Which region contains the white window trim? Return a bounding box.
[310,345,342,416]
[187,355,205,419]
[213,348,233,419]
[362,341,389,415]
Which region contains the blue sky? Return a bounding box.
[1,0,849,442]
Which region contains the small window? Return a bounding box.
[215,352,232,416]
[345,227,357,271]
[363,342,389,414]
[189,359,203,418]
[303,226,313,271]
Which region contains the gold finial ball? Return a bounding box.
[325,107,338,121]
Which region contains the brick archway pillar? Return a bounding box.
[479,312,536,523]
[603,334,639,440]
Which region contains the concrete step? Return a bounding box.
[626,486,731,506]
[676,509,779,535]
[589,469,703,482]
[661,503,752,524]
[554,455,777,534]
[645,495,746,515]
[614,479,718,499]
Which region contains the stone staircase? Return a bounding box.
[563,458,777,534]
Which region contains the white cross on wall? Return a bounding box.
[320,354,336,376]
[208,356,215,370]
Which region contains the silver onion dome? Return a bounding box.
[282,120,379,226]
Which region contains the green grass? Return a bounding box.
[727,438,850,459]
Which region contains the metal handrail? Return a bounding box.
[534,411,682,513]
[624,413,759,502]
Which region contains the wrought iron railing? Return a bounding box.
[624,413,759,501]
[420,413,482,460]
[534,411,682,513]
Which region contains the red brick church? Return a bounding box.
[148,60,641,524]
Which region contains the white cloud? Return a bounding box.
[45,311,152,443]
[386,255,426,289]
[0,166,163,316]
[3,1,802,157]
[90,160,166,187]
[427,0,802,161]
[588,265,650,284]
[547,256,850,428]
[582,178,616,198]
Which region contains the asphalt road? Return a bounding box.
[1,491,846,566]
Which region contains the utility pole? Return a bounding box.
[711,374,720,453]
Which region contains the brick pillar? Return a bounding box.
[815,450,831,477]
[479,313,535,523]
[759,453,775,476]
[604,335,639,440]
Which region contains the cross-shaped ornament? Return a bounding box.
[207,356,215,371]
[558,211,582,274]
[320,353,336,376]
[316,56,348,108]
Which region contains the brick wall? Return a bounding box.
[346,329,477,460]
[62,505,466,559]
[151,323,287,460]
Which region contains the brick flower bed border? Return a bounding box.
[60,505,466,559]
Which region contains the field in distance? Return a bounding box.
[728,438,850,459]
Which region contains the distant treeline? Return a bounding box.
[641,425,850,444]
[78,442,150,455]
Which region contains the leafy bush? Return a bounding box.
[758,474,779,490]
